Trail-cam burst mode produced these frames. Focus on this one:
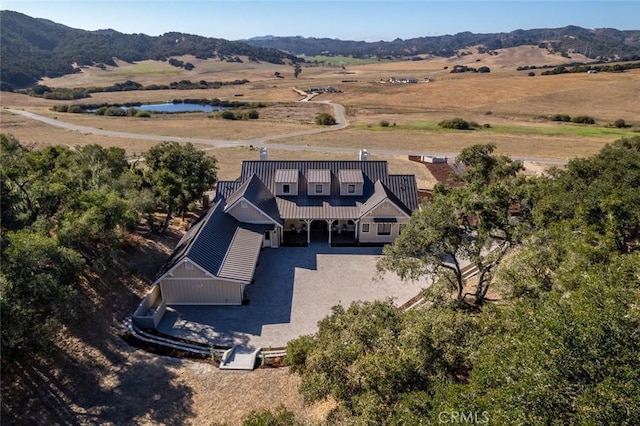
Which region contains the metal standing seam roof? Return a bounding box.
[307,169,331,183]
[339,169,364,184]
[218,224,272,282]
[360,180,413,217]
[224,174,283,226]
[274,169,299,183]
[154,200,270,284]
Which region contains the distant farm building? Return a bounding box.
[388,76,418,84]
[307,86,338,93]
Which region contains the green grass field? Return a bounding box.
[353,121,639,138]
[301,55,392,66]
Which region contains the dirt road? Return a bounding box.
[3,106,568,164]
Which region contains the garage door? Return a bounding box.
[160,278,243,305]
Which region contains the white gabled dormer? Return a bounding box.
[338,169,364,196]
[306,169,331,196]
[274,169,298,196]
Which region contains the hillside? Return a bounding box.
[245,26,640,61]
[0,10,302,90]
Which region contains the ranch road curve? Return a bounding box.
[4,105,568,165]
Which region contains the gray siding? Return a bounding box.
[160,278,244,305]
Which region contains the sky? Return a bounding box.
[2,1,638,42]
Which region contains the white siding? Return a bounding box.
[358,219,407,243]
[307,182,330,196]
[339,182,363,196]
[227,199,273,224]
[170,262,209,278]
[160,278,244,305]
[275,182,298,196]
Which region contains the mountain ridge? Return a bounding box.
[2,10,639,90]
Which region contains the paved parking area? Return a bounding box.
[157,244,432,349]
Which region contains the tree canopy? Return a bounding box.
[288,139,640,424]
[0,135,217,365]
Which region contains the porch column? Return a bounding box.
[326,219,334,244]
[305,219,312,244]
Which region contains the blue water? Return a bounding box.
[135,103,225,113]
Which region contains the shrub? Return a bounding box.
[469,121,480,128]
[221,110,236,120]
[551,114,571,122]
[478,66,491,73]
[315,112,336,126]
[572,115,595,124]
[380,120,390,127]
[68,105,84,113]
[483,123,492,128]
[135,111,151,118]
[242,109,259,120]
[528,71,536,77]
[614,119,629,128]
[438,118,471,130]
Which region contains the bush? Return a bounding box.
[438,118,471,130]
[68,105,84,113]
[572,115,595,124]
[528,71,536,77]
[135,111,151,118]
[242,110,259,120]
[315,113,336,126]
[551,114,571,122]
[380,120,390,127]
[221,110,236,120]
[614,119,629,128]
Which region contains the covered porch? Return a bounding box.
[282,219,357,246]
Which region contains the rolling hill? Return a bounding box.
[244,26,640,61]
[0,10,302,90]
[2,10,639,91]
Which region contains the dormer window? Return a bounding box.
[307,169,331,196]
[275,169,298,196]
[339,169,364,196]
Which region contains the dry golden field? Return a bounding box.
[2,47,640,167]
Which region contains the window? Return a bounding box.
[283,184,290,194]
[348,184,355,194]
[362,223,370,233]
[382,202,389,210]
[185,262,193,270]
[315,184,323,193]
[377,223,391,235]
[264,231,271,241]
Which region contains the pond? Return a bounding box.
[135,103,225,113]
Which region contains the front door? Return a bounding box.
[263,230,271,248]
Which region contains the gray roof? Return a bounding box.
[360,180,413,217]
[215,161,419,220]
[274,169,299,183]
[307,169,331,183]
[218,226,266,282]
[339,169,364,184]
[155,200,271,284]
[224,174,282,226]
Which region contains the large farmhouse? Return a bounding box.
[133,150,419,324]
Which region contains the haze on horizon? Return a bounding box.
[2,1,638,43]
